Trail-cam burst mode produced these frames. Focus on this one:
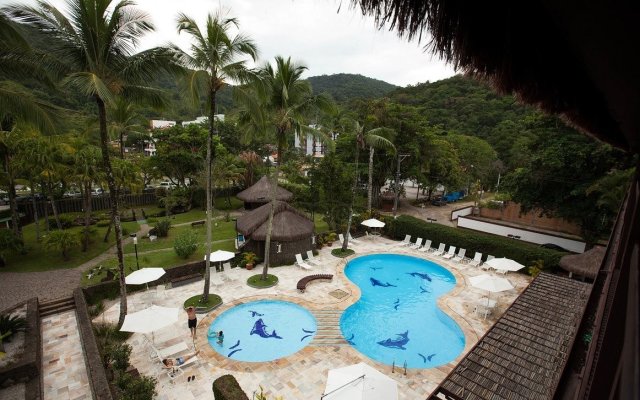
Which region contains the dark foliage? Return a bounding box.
[308,73,397,102]
[212,374,249,400]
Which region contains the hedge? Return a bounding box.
[212,374,249,400]
[384,215,566,271]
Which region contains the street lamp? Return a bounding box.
[131,234,140,270]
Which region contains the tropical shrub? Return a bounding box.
[0,229,24,266]
[386,215,566,271]
[47,214,76,230]
[115,373,157,400]
[153,219,171,237]
[0,314,26,355]
[212,375,249,400]
[174,230,198,259]
[44,230,80,260]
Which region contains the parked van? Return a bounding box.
[91,188,104,196]
[158,181,177,189]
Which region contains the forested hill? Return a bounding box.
[307,73,398,102]
[387,75,533,140]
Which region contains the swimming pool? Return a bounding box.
[208,300,317,362]
[340,254,465,368]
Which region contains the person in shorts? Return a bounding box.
[186,306,197,340]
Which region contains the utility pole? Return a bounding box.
[393,154,410,218]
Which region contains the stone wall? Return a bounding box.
[480,202,582,235]
[243,237,314,266]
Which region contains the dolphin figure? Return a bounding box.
[300,334,313,342]
[418,353,427,363]
[394,303,400,310]
[370,266,382,271]
[427,353,436,361]
[227,349,242,357]
[346,333,356,345]
[370,277,396,287]
[229,340,241,350]
[420,286,431,293]
[407,272,432,281]
[377,331,410,350]
[250,318,283,339]
[249,310,264,317]
[302,328,315,334]
[394,298,400,304]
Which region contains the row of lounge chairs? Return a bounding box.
[398,235,495,268]
[295,251,322,270]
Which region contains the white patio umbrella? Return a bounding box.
[361,218,385,228]
[469,274,514,293]
[321,362,398,400]
[485,257,526,273]
[125,268,166,289]
[120,305,180,342]
[204,250,235,272]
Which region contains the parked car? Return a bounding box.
[158,181,177,189]
[91,188,105,196]
[431,197,447,206]
[63,189,81,198]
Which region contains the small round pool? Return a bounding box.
[208,300,317,362]
[340,254,465,368]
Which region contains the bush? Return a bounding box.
[107,342,132,371]
[47,214,76,230]
[115,373,157,400]
[43,230,80,260]
[0,229,24,266]
[153,219,171,237]
[96,219,110,227]
[385,215,566,271]
[0,314,27,343]
[212,375,249,400]
[174,230,199,259]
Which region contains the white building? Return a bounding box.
[150,119,176,129]
[294,124,333,157]
[143,133,157,156]
[182,114,225,126]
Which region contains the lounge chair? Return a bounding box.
[295,254,314,270]
[481,255,495,271]
[209,267,224,286]
[163,351,200,381]
[306,250,321,266]
[468,252,483,267]
[398,234,411,246]
[432,243,446,256]
[473,298,497,319]
[221,262,236,281]
[348,233,362,244]
[338,233,353,247]
[418,239,432,252]
[148,340,189,362]
[409,237,423,250]
[442,246,457,259]
[452,248,467,263]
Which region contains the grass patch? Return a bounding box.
[81,239,236,286]
[314,213,330,233]
[3,220,139,272]
[247,274,278,288]
[183,294,222,310]
[214,196,243,210]
[331,248,355,258]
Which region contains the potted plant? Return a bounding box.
[242,252,257,270]
[325,232,337,247]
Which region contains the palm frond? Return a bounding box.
[0,80,59,133]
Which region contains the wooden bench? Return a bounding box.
[170,273,201,288]
[296,274,333,293]
[190,220,205,227]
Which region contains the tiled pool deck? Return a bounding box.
[97,237,532,399]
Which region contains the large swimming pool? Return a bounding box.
[340,254,465,368]
[208,300,317,362]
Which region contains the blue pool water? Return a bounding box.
[340,254,465,368]
[208,300,317,362]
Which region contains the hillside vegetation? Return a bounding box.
[308,73,398,102]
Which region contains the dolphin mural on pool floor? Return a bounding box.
[227,349,242,357]
[300,334,313,341]
[250,319,283,339]
[249,310,264,317]
[370,277,396,287]
[393,298,400,310]
[370,266,382,271]
[406,272,432,281]
[229,340,241,350]
[302,328,315,334]
[377,331,409,350]
[427,353,436,361]
[346,333,356,345]
[420,286,431,293]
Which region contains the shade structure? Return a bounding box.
[204,250,235,263]
[125,268,165,285]
[120,305,179,334]
[361,218,385,228]
[322,362,398,400]
[485,257,526,273]
[469,274,514,293]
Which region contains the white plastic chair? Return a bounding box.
[306,250,321,266]
[481,255,495,271]
[443,246,457,259]
[452,248,467,263]
[409,238,423,250]
[418,240,432,252]
[209,267,224,286]
[432,243,446,256]
[468,252,483,267]
[295,254,313,270]
[398,235,411,246]
[348,233,362,244]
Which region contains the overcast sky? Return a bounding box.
[3,0,457,86]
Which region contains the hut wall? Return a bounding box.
[242,236,314,266]
[244,201,268,210]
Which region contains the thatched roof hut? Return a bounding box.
[236,201,314,264]
[349,1,639,397]
[236,176,293,209]
[559,246,606,280]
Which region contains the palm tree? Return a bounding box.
[173,11,258,302]
[237,56,333,279]
[72,144,102,251]
[9,0,179,328]
[342,122,395,251]
[109,97,145,158]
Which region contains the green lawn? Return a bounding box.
[3,220,140,273]
[124,220,237,253]
[313,213,330,233]
[82,239,236,286]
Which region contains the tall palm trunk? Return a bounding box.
[42,180,49,234]
[202,90,217,302]
[262,139,282,279]
[3,152,21,239]
[47,181,61,230]
[342,145,360,251]
[29,179,40,241]
[82,182,92,251]
[367,146,374,212]
[96,96,127,328]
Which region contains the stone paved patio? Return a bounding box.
[42,310,91,400]
[96,236,532,399]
